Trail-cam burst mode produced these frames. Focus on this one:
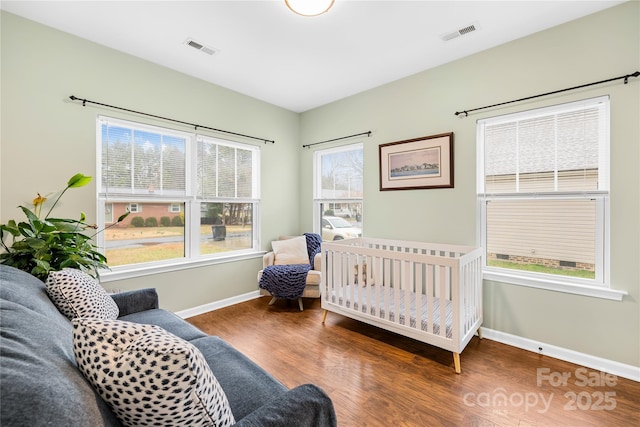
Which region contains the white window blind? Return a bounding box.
[315,144,364,199]
[197,136,257,200]
[481,96,609,195]
[100,119,187,197]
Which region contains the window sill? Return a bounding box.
[99,251,265,283]
[483,270,627,301]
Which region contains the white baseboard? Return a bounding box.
[482,327,640,382]
[175,290,262,319]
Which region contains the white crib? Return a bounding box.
[320,238,483,373]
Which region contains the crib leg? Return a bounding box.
[453,353,461,374]
[321,310,328,324]
[477,327,483,340]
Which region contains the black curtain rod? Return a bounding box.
[455,71,640,117]
[69,95,275,144]
[302,131,372,148]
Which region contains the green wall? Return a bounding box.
[299,2,639,367]
[2,2,638,368]
[0,11,302,311]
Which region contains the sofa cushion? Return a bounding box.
[191,336,288,420]
[72,318,235,427]
[45,268,119,320]
[271,235,309,265]
[0,265,121,426]
[234,384,337,427]
[119,308,207,341]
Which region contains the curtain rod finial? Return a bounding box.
[624,71,640,84]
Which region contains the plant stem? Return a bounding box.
[44,186,70,219]
[89,220,119,239]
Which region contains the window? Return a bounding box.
[97,116,260,273]
[128,203,142,213]
[105,203,114,223]
[313,144,363,241]
[477,96,617,297]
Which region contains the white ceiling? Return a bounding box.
[1,0,626,112]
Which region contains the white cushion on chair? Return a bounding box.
[271,235,309,265]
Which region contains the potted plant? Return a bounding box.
[0,173,128,281]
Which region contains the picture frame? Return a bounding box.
[379,132,454,191]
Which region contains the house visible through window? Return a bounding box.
[128,203,141,213]
[313,143,363,241]
[477,96,610,290]
[97,116,260,271]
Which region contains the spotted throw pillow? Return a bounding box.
[72,318,235,427]
[45,268,119,320]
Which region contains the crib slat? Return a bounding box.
[393,259,400,325]
[384,257,391,321]
[438,265,447,338]
[415,262,422,331]
[374,256,381,318]
[404,260,411,327]
[426,264,434,335]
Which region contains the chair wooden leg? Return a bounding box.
[268,297,277,306]
[298,298,304,311]
[453,353,461,374]
[477,327,483,340]
[321,310,328,324]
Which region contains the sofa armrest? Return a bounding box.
[111,288,159,317]
[234,384,336,427]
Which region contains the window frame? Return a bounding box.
[476,96,625,301]
[96,116,261,282]
[128,203,142,213]
[313,143,364,240]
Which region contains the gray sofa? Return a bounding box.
[0,265,336,426]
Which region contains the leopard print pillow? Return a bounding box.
[45,269,119,320]
[72,318,235,427]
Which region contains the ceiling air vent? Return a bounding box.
[184,38,219,56]
[441,22,480,42]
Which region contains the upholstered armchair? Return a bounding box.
[257,235,322,311]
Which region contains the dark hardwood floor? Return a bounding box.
[187,297,640,426]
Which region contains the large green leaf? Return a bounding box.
[67,173,92,188]
[24,238,46,249]
[1,220,19,235]
[117,211,131,222]
[16,222,36,238]
[19,206,39,224]
[48,219,83,232]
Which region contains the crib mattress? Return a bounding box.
[330,285,453,338]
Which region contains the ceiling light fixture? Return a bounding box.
[285,0,335,17]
